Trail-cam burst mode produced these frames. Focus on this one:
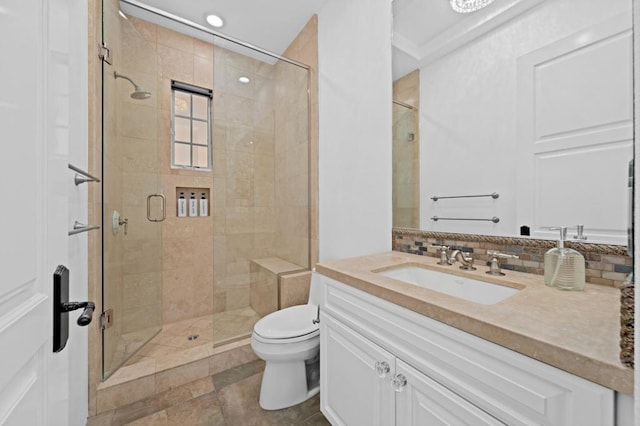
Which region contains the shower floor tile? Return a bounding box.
[123,307,261,369]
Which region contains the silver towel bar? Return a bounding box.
[431,216,500,224]
[68,221,101,236]
[69,163,100,186]
[431,192,499,201]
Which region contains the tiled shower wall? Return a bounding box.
[127,17,217,324]
[392,70,420,229]
[393,228,632,288]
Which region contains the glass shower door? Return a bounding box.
[102,0,163,378]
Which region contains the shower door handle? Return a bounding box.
[147,193,166,222]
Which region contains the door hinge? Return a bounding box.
[100,309,113,330]
[99,42,112,65]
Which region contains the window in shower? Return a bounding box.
[171,81,213,170]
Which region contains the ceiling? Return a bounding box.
[122,0,327,58]
[121,0,499,78]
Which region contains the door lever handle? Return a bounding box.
[61,301,95,326]
[53,265,95,353]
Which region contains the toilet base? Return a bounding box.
[259,359,319,410]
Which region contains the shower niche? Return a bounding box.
[176,187,210,218]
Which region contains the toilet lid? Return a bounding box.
[254,304,319,339]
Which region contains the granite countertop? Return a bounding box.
[316,251,633,394]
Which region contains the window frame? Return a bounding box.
[170,80,213,171]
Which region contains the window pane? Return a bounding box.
[193,96,209,120]
[193,145,209,168]
[174,117,191,142]
[171,84,212,170]
[174,143,191,166]
[192,120,208,145]
[174,91,191,116]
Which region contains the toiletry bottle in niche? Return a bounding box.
[199,192,208,217]
[543,227,585,291]
[177,192,187,217]
[189,192,198,217]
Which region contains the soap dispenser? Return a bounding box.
[544,227,585,291]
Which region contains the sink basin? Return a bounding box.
[376,266,519,305]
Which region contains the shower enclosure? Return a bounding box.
[392,100,419,229]
[101,0,310,378]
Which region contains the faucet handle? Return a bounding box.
[486,252,519,276]
[430,245,449,265]
[573,224,587,240]
[487,251,519,259]
[459,254,476,271]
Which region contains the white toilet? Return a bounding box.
[251,272,321,410]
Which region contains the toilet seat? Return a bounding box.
[253,304,319,342]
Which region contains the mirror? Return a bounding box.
[392,0,633,245]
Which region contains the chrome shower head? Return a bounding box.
[114,71,151,100]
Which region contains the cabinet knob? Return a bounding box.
[374,361,390,378]
[391,373,407,392]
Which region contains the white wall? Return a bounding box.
[317,0,393,262]
[48,0,90,423]
[419,0,631,236]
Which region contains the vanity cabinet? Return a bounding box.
[323,313,505,425]
[318,274,615,426]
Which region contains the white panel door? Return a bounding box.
[395,359,506,426]
[320,313,395,426]
[517,13,633,244]
[0,0,85,424]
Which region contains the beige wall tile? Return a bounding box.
[209,344,258,375]
[162,267,196,323]
[194,38,214,60]
[97,375,156,413]
[158,44,194,82]
[123,239,162,275]
[121,136,160,173]
[224,287,250,310]
[128,16,157,45]
[157,25,194,53]
[155,358,210,394]
[117,102,158,140]
[193,55,214,89]
[279,272,311,308]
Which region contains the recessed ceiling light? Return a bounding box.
[205,14,224,28]
[238,76,251,84]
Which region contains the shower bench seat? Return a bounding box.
[250,257,311,315]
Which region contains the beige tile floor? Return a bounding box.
[89,359,330,426]
[124,307,262,368]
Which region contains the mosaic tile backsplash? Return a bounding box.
[393,228,632,288]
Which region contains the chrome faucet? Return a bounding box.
[448,250,476,270]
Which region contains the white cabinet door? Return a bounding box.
[321,313,395,426]
[395,359,506,426]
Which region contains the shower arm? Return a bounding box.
[114,71,135,86]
